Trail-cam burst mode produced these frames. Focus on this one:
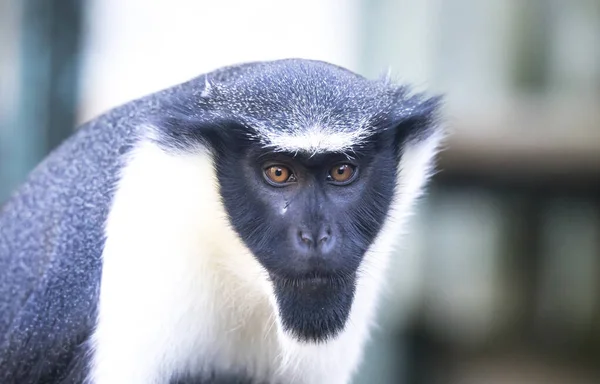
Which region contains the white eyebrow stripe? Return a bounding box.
[260,127,372,154]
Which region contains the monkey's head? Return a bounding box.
[152,59,443,344]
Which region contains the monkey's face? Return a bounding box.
[153,59,440,343]
[213,130,399,342]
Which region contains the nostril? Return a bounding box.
[298,230,314,247]
[318,227,333,246]
[318,233,330,244]
[296,227,333,252]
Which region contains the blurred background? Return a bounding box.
[1,0,599,382]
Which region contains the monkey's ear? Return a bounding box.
[391,94,444,150]
[147,110,253,154]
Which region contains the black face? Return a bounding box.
[211,129,399,342]
[150,59,442,343]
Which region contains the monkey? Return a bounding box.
[0,59,444,384]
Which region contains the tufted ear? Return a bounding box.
[146,107,261,157]
[386,94,444,158]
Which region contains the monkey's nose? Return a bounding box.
[295,226,334,254]
[298,230,314,247]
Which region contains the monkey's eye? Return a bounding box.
[328,163,357,184]
[264,165,296,186]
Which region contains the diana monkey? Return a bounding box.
[0,59,444,384]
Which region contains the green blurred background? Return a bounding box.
[1,0,599,383]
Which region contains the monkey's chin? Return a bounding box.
[270,273,357,343]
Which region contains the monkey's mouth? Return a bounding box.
[268,272,340,286]
[269,272,357,343]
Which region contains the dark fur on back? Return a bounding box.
[0,61,249,384]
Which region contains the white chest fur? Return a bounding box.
[88,134,440,384]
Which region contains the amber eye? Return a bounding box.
[264,165,294,185]
[329,164,356,184]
